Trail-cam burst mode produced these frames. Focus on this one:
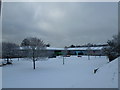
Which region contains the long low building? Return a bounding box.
[45,46,105,56]
[19,46,106,57]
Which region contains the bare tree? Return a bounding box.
[2,42,19,64]
[103,34,120,62]
[21,37,48,69]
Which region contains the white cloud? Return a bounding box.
[48,8,65,20]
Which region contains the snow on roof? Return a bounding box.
[46,47,103,50]
[67,47,87,50]
[19,46,103,51]
[90,47,103,50]
[46,47,64,50]
[19,46,31,50]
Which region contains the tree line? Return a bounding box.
[66,43,108,48]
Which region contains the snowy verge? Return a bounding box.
[92,57,118,88]
[0,67,2,89]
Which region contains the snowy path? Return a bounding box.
[2,56,118,88]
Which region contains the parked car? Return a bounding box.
[49,55,56,58]
[65,55,71,57]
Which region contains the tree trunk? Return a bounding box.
[7,57,9,64]
[63,56,64,65]
[33,60,35,69]
[33,49,36,69]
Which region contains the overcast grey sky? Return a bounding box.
[2,2,118,47]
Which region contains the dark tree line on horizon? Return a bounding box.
[67,43,108,48]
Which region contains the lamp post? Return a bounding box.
[63,46,68,65]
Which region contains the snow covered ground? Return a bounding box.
[2,56,118,88]
[0,67,2,90]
